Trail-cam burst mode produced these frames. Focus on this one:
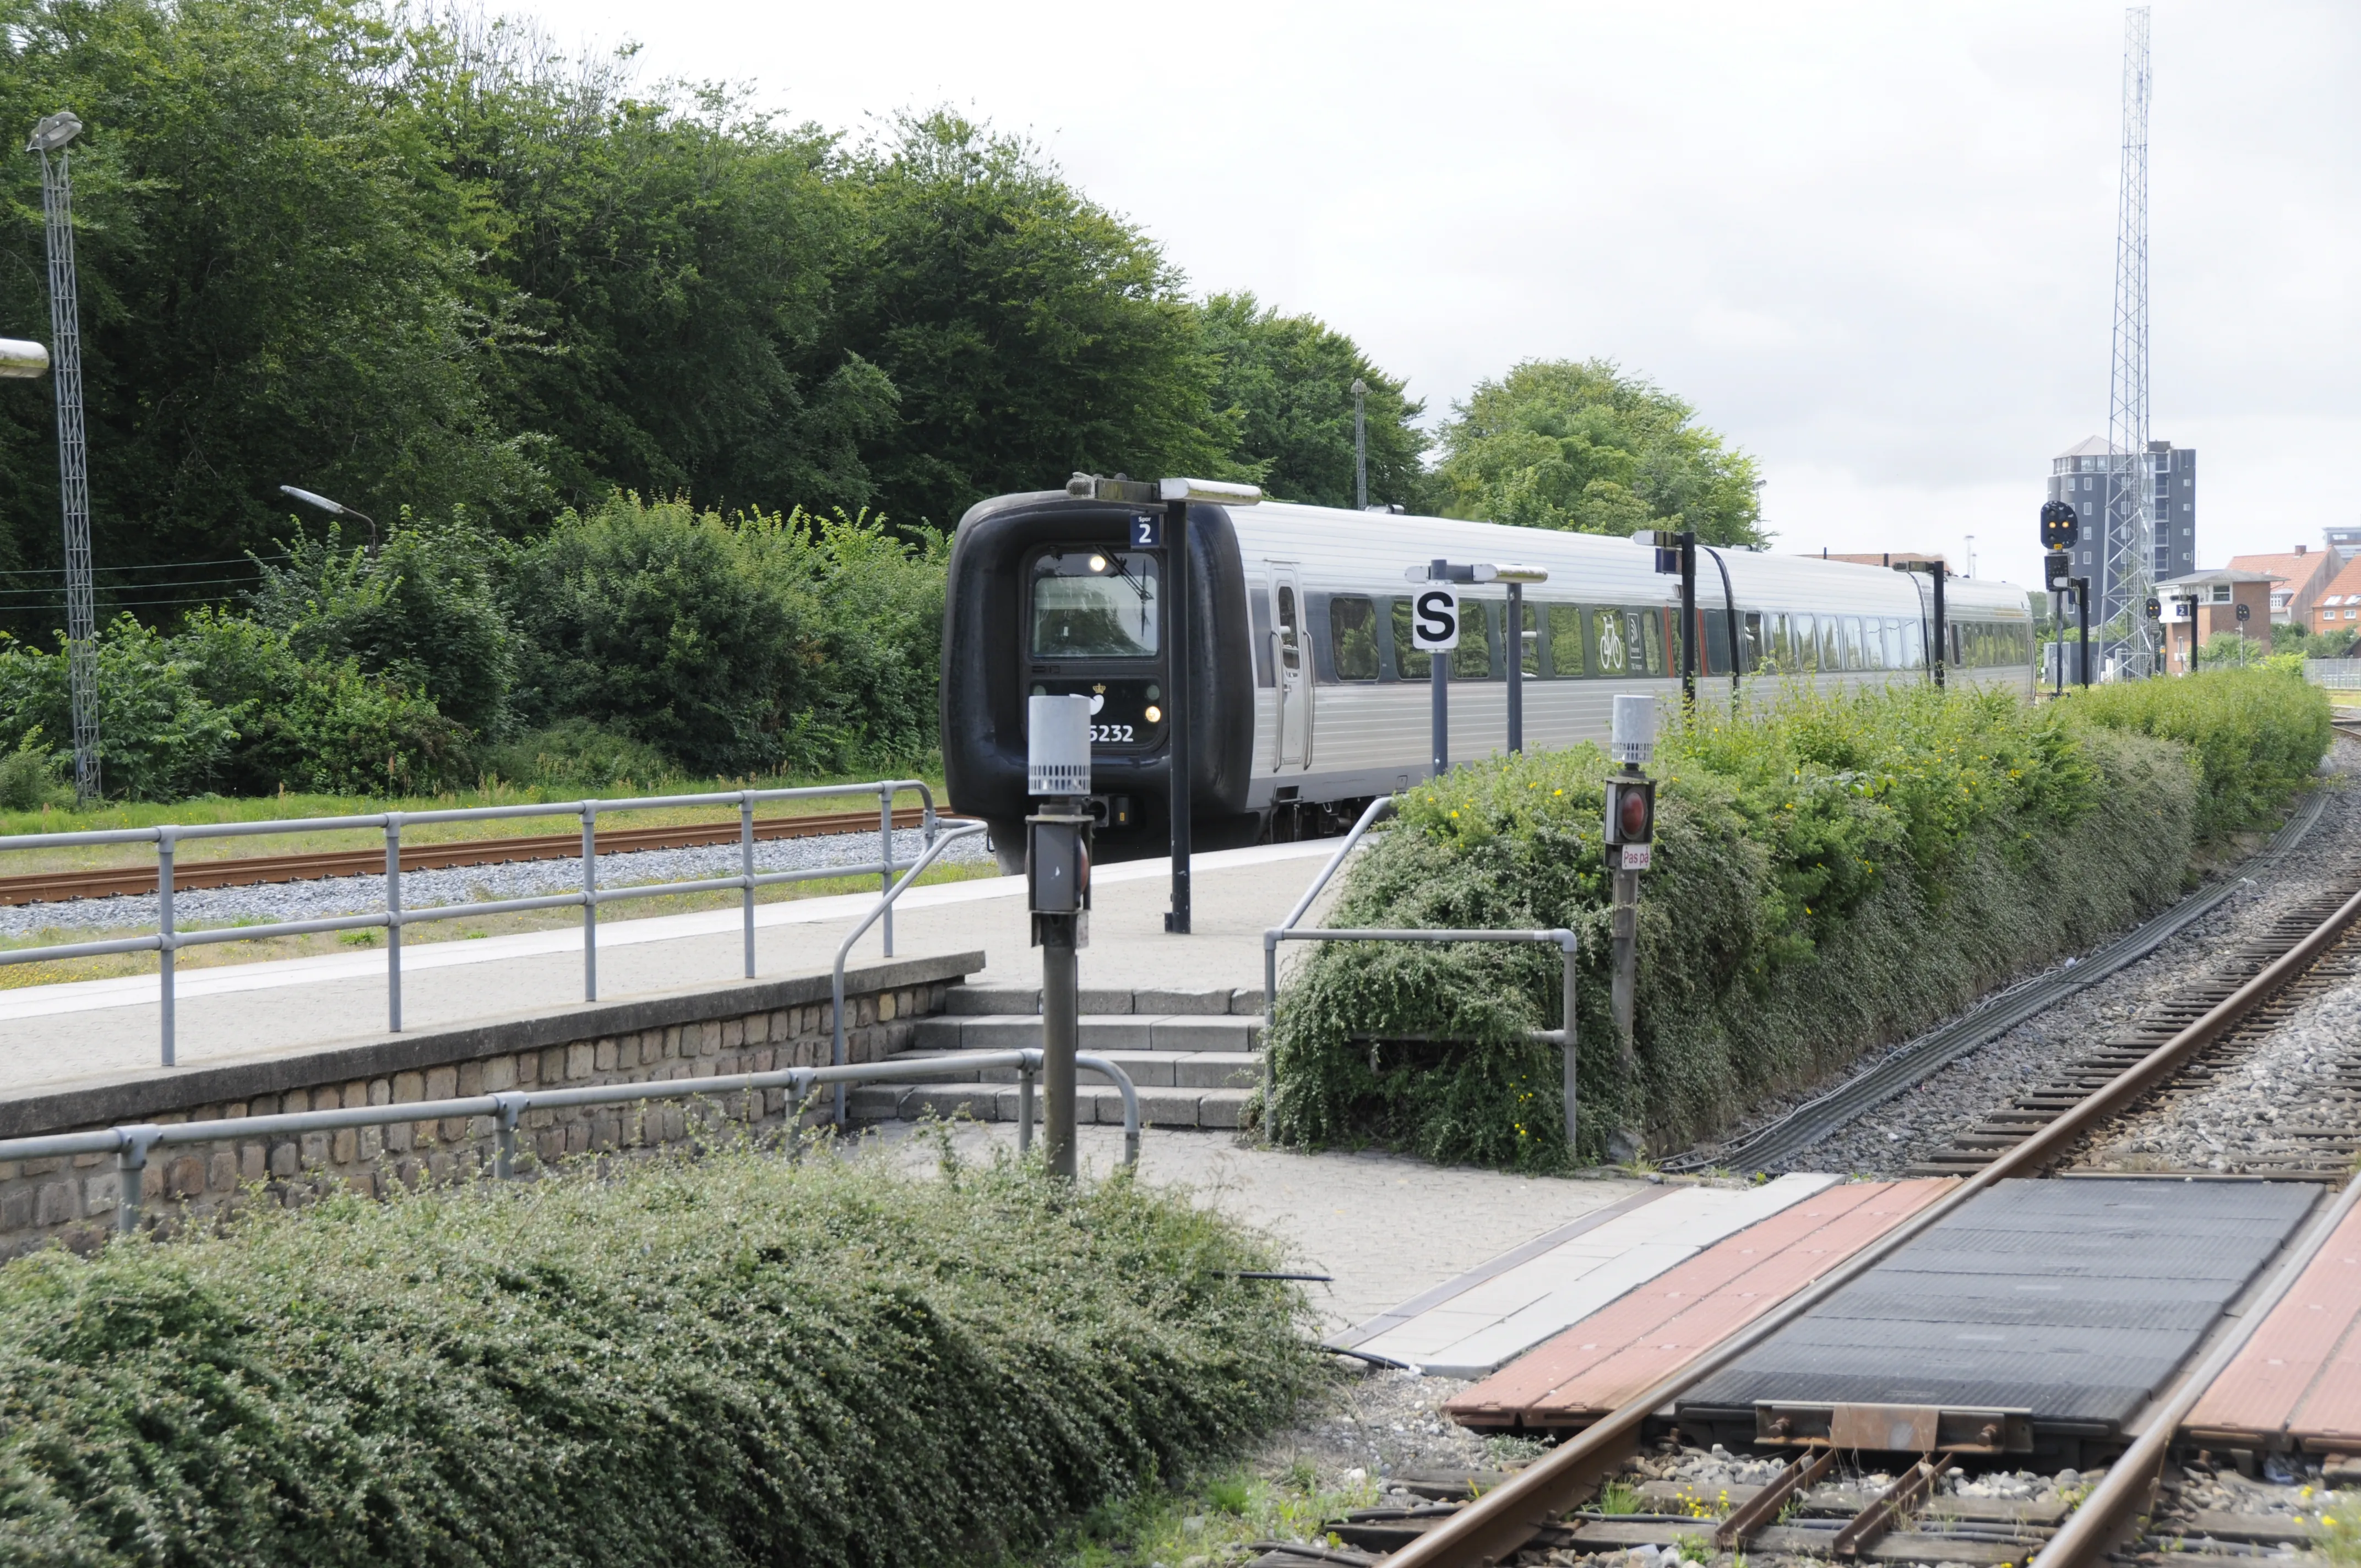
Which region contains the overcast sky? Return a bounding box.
[513,0,2357,592]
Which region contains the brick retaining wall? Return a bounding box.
[0,950,982,1256]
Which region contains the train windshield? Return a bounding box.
[1030,549,1161,657]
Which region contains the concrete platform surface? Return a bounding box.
[873,1119,1651,1334]
[1340,1173,1841,1378]
[0,839,1347,1098]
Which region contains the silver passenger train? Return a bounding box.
[939,483,2036,863]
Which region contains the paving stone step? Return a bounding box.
[881,1047,1261,1091]
[943,984,1263,1017]
[913,1013,1261,1053]
[846,1080,1250,1130]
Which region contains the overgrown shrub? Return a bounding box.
[0,1146,1319,1566]
[2062,663,2330,840]
[0,617,236,799]
[1264,674,2310,1169]
[0,727,64,810]
[482,717,677,792]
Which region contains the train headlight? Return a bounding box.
[1087,554,1108,572]
[1144,705,1162,724]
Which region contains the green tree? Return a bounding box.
[1431,359,1765,545]
[826,113,1239,525]
[0,0,544,628]
[1198,292,1428,510]
[429,30,898,519]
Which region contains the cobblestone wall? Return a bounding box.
[0,955,975,1257]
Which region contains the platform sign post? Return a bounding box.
[1412,562,1458,774]
[1027,693,1094,1179]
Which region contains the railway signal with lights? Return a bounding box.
[2039,499,2080,551]
[1604,776,1656,856]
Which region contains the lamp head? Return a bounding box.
[26,112,81,155]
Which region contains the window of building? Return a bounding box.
[2210,585,2231,603]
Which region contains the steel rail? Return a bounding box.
[1389,878,2361,1568]
[2030,1169,2361,1568]
[0,807,950,905]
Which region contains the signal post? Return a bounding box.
[1602,694,1656,1161]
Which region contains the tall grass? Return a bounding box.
[0,1145,1321,1567]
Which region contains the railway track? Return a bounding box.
[0,807,951,906]
[1277,874,2361,1568]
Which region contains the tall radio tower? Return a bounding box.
[2102,8,2155,677]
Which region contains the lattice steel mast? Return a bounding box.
[2103,9,2155,677]
[29,112,96,799]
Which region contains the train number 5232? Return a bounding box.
[1090,723,1135,744]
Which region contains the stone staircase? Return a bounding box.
[847,983,1264,1131]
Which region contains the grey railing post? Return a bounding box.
[580,801,597,1002]
[1018,1058,1036,1157]
[385,812,403,1033]
[156,829,176,1067]
[1263,928,1280,1115]
[878,783,894,956]
[739,792,756,979]
[114,1126,159,1233]
[493,1092,526,1178]
[1560,931,1580,1151]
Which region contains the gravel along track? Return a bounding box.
[0,826,996,940]
[1748,750,2361,1180]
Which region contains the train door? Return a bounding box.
[1268,564,1312,769]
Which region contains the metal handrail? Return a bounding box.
[1263,795,1396,1053]
[831,820,991,1124]
[1263,925,1579,1142]
[0,1044,1140,1235]
[0,778,942,1065]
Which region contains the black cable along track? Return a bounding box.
[1661,787,2333,1175]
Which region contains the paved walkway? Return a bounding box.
[876,1119,1655,1334]
[0,840,1349,1098]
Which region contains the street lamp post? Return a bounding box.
[1352,378,1368,511]
[281,484,377,556]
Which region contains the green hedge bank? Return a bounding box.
[0,1150,1319,1567]
[1265,666,2331,1170]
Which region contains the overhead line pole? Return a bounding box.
[30,112,97,804]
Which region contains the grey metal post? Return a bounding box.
[1506,582,1525,754]
[1042,934,1078,1178]
[1166,497,1193,934]
[1930,566,1947,689]
[1430,557,1449,776]
[1352,377,1368,510]
[1562,938,1580,1150]
[1610,765,1640,1049]
[113,1128,156,1234]
[31,117,99,805]
[1018,1063,1035,1156]
[385,813,402,1032]
[156,831,175,1067]
[493,1093,524,1178]
[2076,578,2093,686]
[580,802,597,1001]
[1677,530,1698,709]
[878,785,894,956]
[740,794,755,979]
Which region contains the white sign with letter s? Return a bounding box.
[1412,588,1460,651]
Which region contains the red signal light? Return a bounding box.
[1619,790,1648,839]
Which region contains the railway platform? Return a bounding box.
[0,838,1336,1103]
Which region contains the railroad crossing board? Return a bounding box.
[1677,1177,2316,1440]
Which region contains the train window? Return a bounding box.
[1791,612,1818,672]
[1704,607,1733,674]
[1453,601,1495,679]
[1742,612,1766,671]
[1030,549,1160,658]
[1631,609,1666,676]
[1841,616,1865,671]
[1898,618,1924,669]
[1820,616,1844,672]
[1546,604,1585,676]
[1515,600,1541,677]
[1766,613,1793,670]
[1389,597,1431,680]
[1591,607,1628,676]
[1330,596,1380,682]
[1858,617,1883,671]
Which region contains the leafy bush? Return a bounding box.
[502,493,809,775]
[173,611,470,797]
[0,1147,1319,1566]
[246,516,516,734]
[0,617,236,801]
[482,718,678,792]
[0,727,64,811]
[2061,663,2331,840]
[1266,678,2240,1168]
